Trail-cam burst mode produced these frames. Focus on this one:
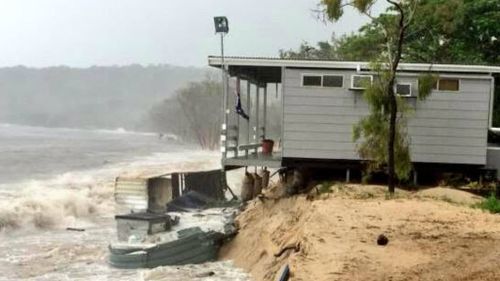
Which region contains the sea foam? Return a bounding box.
[0,150,220,232]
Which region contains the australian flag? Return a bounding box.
[235,82,249,120]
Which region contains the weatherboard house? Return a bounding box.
[208,56,500,180]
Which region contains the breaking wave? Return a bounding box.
[0,150,220,233]
[0,174,114,232]
[94,127,158,136]
[0,123,161,137]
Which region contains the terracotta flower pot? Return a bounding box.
[261,139,274,155]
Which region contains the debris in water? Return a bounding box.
[66,227,85,232]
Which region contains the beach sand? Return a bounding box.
[220,184,500,281]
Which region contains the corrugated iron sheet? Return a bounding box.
[115,177,148,213]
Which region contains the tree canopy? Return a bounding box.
[281,0,500,65]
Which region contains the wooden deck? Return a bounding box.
[223,152,282,169]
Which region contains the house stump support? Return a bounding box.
[246,80,251,158]
[220,37,229,161]
[235,77,241,158]
[413,170,418,186]
[255,85,260,155]
[346,169,351,183]
[263,84,267,140]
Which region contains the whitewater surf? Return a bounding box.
[0,124,248,281]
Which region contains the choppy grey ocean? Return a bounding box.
[0,124,248,281]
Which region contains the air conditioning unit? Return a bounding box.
[396,83,412,97]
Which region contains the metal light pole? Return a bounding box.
[214,16,229,160]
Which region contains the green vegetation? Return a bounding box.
[474,194,500,214]
[282,0,500,65]
[317,181,334,194]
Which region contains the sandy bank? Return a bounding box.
[220,184,500,281]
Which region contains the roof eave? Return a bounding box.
[208,56,500,74]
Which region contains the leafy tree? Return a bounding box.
[320,0,427,193]
[280,40,336,60]
[404,0,499,64]
[148,74,222,150]
[279,30,383,61]
[285,0,499,65]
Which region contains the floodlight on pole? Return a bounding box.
[214,16,229,160]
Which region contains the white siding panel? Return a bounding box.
[424,92,489,102]
[285,130,484,149]
[286,87,358,98]
[284,131,353,142]
[417,100,489,111]
[412,154,485,164]
[286,140,355,151]
[285,105,370,116]
[284,148,359,160]
[285,149,485,164]
[408,118,487,129]
[412,109,488,120]
[285,122,487,138]
[407,127,486,138]
[411,136,484,147]
[459,78,492,92]
[284,128,486,141]
[285,114,363,124]
[411,145,486,156]
[285,123,354,133]
[283,68,491,165]
[285,105,488,120]
[285,139,485,156]
[285,96,359,107]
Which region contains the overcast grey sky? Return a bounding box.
[0,0,386,67]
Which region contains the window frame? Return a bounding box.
[395,82,413,97]
[433,78,461,92]
[322,74,345,88]
[301,73,323,87]
[350,74,374,90]
[301,73,345,88]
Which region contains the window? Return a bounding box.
[351,75,373,89]
[438,78,459,91]
[396,83,412,97]
[302,75,322,86]
[302,74,344,88]
[433,78,460,91]
[322,75,344,88]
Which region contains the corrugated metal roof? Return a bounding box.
[208,56,500,74]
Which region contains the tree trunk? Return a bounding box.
[386,0,408,194]
[387,83,397,194]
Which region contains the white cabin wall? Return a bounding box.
[282,68,491,165]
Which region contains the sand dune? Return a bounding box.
[220,184,500,281]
